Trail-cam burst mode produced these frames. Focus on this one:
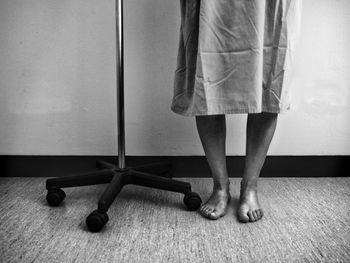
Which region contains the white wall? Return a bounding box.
[0,0,349,156]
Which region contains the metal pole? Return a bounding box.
[116,0,125,169]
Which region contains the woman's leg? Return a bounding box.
[195,114,231,220]
[238,112,278,222]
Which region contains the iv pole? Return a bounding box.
[116,0,125,169]
[45,0,201,232]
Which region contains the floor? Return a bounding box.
[0,177,349,263]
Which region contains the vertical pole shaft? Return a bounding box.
[116,0,125,169]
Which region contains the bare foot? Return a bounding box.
[238,180,264,223]
[200,185,231,220]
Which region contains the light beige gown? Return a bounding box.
[171,0,302,116]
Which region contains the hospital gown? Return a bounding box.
[171,0,302,116]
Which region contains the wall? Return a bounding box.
[0,0,349,156]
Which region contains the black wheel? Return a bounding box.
[183,192,202,211]
[86,210,109,232]
[46,188,66,206]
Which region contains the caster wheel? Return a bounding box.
[86,210,109,232]
[183,192,202,211]
[46,188,66,207]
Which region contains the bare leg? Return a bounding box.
[195,114,231,220]
[238,112,278,223]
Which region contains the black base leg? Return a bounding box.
[45,169,115,207]
[86,171,125,232]
[46,169,114,189]
[128,170,202,211]
[98,172,125,213]
[127,170,190,194]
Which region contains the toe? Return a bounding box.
[238,210,249,223]
[248,211,255,222]
[199,205,207,213]
[199,204,207,213]
[202,205,210,213]
[256,209,261,219]
[252,210,258,221]
[200,208,210,218]
[208,211,220,220]
[201,206,214,218]
[206,206,214,214]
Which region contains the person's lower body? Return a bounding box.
[196,112,278,222]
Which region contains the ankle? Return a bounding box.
[241,178,257,189]
[213,179,230,191]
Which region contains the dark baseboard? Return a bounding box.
[1,155,349,177]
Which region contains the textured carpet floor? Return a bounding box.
[0,177,349,263]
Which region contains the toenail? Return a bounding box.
[209,212,218,218]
